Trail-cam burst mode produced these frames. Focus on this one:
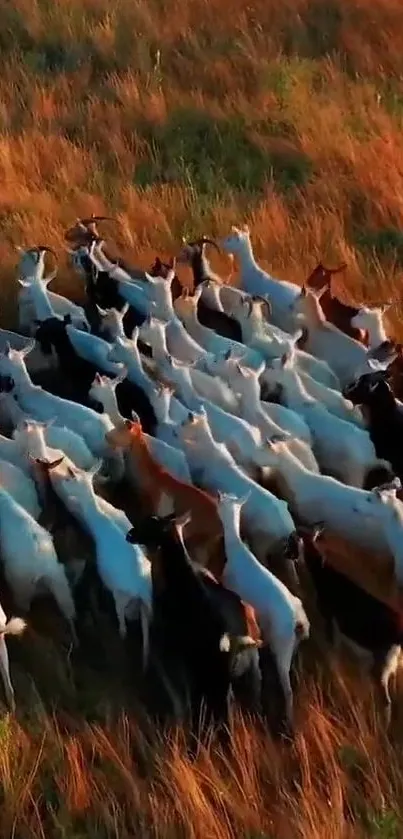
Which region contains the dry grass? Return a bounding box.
[1,0,403,835]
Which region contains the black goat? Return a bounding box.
[299,523,403,726]
[126,512,261,739]
[344,370,403,483]
[176,238,243,341]
[35,316,156,430]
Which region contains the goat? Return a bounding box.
[217,492,309,727]
[229,295,340,390]
[0,485,76,638]
[203,353,313,445]
[0,605,27,711]
[289,286,373,387]
[88,372,192,483]
[305,263,365,342]
[350,304,391,351]
[220,226,300,332]
[262,352,393,488]
[16,245,89,333]
[253,437,403,586]
[0,343,124,479]
[299,523,403,726]
[106,416,226,570]
[154,352,240,416]
[344,370,403,482]
[59,460,152,654]
[259,340,365,427]
[0,457,41,519]
[176,238,242,340]
[178,412,299,585]
[126,511,261,736]
[174,287,263,371]
[5,401,97,471]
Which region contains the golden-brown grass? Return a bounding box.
[2,0,403,835]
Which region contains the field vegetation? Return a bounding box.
[1,0,403,836]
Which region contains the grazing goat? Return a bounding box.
[126,511,262,735]
[305,263,365,341]
[0,606,26,711]
[220,226,300,332]
[217,493,309,727]
[299,523,403,726]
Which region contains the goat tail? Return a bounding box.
[0,617,27,637]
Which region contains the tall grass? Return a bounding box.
[1,0,403,835]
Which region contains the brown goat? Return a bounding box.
[105,418,226,574]
[305,263,367,344]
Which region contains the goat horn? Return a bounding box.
[199,237,221,253]
[323,262,347,275]
[78,216,116,226]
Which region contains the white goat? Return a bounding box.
[259,343,365,427]
[230,295,340,389]
[350,305,390,351]
[60,467,152,654]
[0,457,41,518]
[174,287,264,371]
[0,486,76,631]
[88,372,193,483]
[262,355,392,488]
[217,492,309,725]
[254,439,403,584]
[220,226,300,332]
[155,352,240,416]
[203,353,313,445]
[178,413,297,567]
[290,287,371,386]
[0,394,97,471]
[0,344,124,478]
[0,605,26,711]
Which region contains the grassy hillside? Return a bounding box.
[1,0,403,836]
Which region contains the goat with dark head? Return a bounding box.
[126,511,262,741]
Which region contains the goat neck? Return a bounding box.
[139,317,168,360]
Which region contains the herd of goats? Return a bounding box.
[0,215,402,740]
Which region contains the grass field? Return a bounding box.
[2,0,403,836]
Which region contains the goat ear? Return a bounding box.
[20,340,36,358]
[96,304,108,317]
[131,410,140,424]
[87,459,104,479]
[121,302,129,317]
